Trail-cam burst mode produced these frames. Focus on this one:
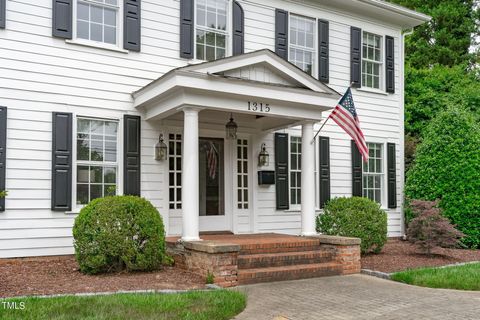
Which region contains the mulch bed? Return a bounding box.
[361,239,480,273]
[0,255,205,298]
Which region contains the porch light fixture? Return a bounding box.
[225,113,238,140]
[258,143,269,167]
[155,134,168,161]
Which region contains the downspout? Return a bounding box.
[400,28,413,239]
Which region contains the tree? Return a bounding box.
[390,0,479,68]
[405,107,480,248]
[404,64,480,137]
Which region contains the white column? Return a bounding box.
[301,121,317,236]
[181,107,201,241]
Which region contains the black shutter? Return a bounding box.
[124,115,141,196]
[52,0,72,39]
[318,19,329,83]
[275,133,289,210]
[51,112,72,211]
[387,143,397,208]
[275,9,288,60]
[350,26,361,88]
[385,36,395,93]
[0,0,5,29]
[180,0,194,59]
[232,1,244,56]
[351,140,362,197]
[319,136,330,208]
[124,0,141,51]
[0,107,6,212]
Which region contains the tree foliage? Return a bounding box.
[404,64,480,137]
[405,107,480,248]
[406,200,465,254]
[316,197,387,254]
[73,196,166,274]
[390,0,479,68]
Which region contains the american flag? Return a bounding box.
[329,88,369,162]
[206,142,217,180]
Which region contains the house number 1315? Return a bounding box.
[248,102,270,113]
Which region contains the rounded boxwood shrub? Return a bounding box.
[73,195,166,274]
[316,197,387,254]
[405,106,480,248]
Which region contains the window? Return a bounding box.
[76,0,119,45]
[237,139,248,209]
[169,134,182,210]
[290,136,301,205]
[76,118,118,205]
[195,0,228,61]
[289,14,315,75]
[362,143,383,204]
[362,32,382,89]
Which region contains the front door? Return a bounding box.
[199,137,229,231]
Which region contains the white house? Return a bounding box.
[0,0,429,258]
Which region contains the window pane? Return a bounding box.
[77,184,89,204]
[91,6,103,23]
[90,139,103,161]
[90,23,103,42]
[105,141,116,162]
[90,184,102,201]
[77,166,89,183]
[104,8,116,26]
[104,185,116,197]
[104,167,116,183]
[90,166,102,183]
[104,26,116,44]
[206,46,215,61]
[77,20,89,40]
[78,3,89,20]
[206,32,215,46]
[77,135,90,161]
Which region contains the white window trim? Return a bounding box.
[70,115,123,213]
[288,13,317,76]
[193,0,232,61]
[362,141,388,208]
[361,31,384,91]
[70,0,125,52]
[289,135,302,208]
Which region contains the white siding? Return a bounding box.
[0,0,405,257]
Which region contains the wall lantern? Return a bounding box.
[225,113,238,140]
[258,143,269,167]
[155,134,168,161]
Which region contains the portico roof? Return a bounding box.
[132,50,341,125]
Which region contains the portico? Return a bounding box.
[133,49,340,241]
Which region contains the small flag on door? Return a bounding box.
[206,142,217,180]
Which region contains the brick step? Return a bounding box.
[238,250,335,269]
[238,262,343,285]
[239,240,322,255]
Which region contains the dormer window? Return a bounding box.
[76,0,120,46]
[289,14,316,75]
[195,0,229,61]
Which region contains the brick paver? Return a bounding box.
[234,274,480,320]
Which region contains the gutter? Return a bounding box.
[358,0,431,23]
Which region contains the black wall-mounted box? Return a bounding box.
[258,170,275,185]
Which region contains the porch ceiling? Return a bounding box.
[132,50,341,123]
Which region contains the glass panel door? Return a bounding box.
[199,138,225,216]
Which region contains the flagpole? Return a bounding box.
[310,82,355,144]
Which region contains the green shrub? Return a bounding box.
[0,190,7,198]
[73,195,166,274]
[316,197,387,254]
[405,106,480,248]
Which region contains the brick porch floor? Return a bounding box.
[166,233,361,287]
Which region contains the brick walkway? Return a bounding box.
[234,274,480,320]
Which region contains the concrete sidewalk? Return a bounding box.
[234,274,480,320]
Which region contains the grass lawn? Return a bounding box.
[0,290,246,320]
[391,262,480,291]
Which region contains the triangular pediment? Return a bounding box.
[181,49,338,95]
[217,62,307,88]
